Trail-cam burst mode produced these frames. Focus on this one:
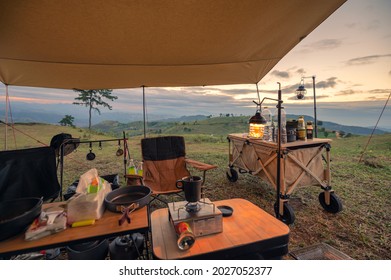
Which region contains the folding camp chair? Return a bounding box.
[0,147,61,202]
[140,136,217,204]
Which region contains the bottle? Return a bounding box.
[281,107,287,144]
[127,159,137,175]
[272,107,287,143]
[272,108,278,142]
[297,116,306,140]
[261,107,272,141]
[137,161,143,176]
[306,121,314,139]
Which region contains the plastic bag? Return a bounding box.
[67,169,112,224]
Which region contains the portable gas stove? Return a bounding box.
[168,198,223,237]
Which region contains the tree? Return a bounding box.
[59,115,75,127]
[73,89,118,129]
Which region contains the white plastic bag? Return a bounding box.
[67,168,112,224]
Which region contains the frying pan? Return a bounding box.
[0,197,43,241]
[86,142,95,161]
[104,185,151,213]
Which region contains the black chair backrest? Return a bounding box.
[141,136,186,161]
[0,147,60,202]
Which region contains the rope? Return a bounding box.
[0,120,48,147]
[6,93,18,149]
[358,92,391,163]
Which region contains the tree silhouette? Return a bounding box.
[59,115,75,127]
[73,89,117,129]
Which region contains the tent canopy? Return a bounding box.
[0,0,346,90]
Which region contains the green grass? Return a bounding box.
[1,123,390,259]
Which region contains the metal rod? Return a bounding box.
[60,143,64,201]
[123,131,127,184]
[61,138,128,145]
[276,82,282,219]
[5,84,9,150]
[143,85,146,138]
[312,76,318,138]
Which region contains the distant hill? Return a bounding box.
[1,101,387,136]
[286,114,386,135]
[92,115,388,137]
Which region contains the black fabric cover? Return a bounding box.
[0,147,60,202]
[50,133,79,157]
[141,136,186,161]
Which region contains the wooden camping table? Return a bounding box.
[0,202,150,258]
[227,133,332,197]
[151,198,290,259]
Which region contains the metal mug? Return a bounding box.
[176,176,203,202]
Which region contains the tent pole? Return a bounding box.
[4,84,9,150]
[143,86,146,138]
[276,82,282,220]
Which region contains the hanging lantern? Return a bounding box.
[295,78,307,100]
[248,110,266,138]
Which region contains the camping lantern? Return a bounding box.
[248,110,266,138]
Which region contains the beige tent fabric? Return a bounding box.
[0,0,346,89]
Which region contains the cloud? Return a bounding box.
[366,19,380,31]
[369,89,391,94]
[271,70,290,79]
[300,39,342,53]
[335,89,361,96]
[346,54,391,66]
[316,77,338,89]
[296,68,306,75]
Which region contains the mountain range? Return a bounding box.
[0,102,389,135]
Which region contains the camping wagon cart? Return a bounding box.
[227,133,343,224]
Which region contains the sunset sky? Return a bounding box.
[1,0,390,128]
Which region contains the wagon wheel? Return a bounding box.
[274,202,295,225]
[318,192,343,213]
[226,168,238,182]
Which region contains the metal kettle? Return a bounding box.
[109,233,144,260]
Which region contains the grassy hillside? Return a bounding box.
[1,122,390,259]
[93,115,341,138]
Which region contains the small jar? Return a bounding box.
[306,121,314,139]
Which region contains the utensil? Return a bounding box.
[176,176,203,202]
[0,197,43,241]
[86,142,96,161]
[104,185,151,213]
[118,203,139,226]
[116,140,124,156]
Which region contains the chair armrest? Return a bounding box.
[185,158,217,171]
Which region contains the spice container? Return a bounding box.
[297,116,306,140]
[306,121,314,139]
[286,121,297,142]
